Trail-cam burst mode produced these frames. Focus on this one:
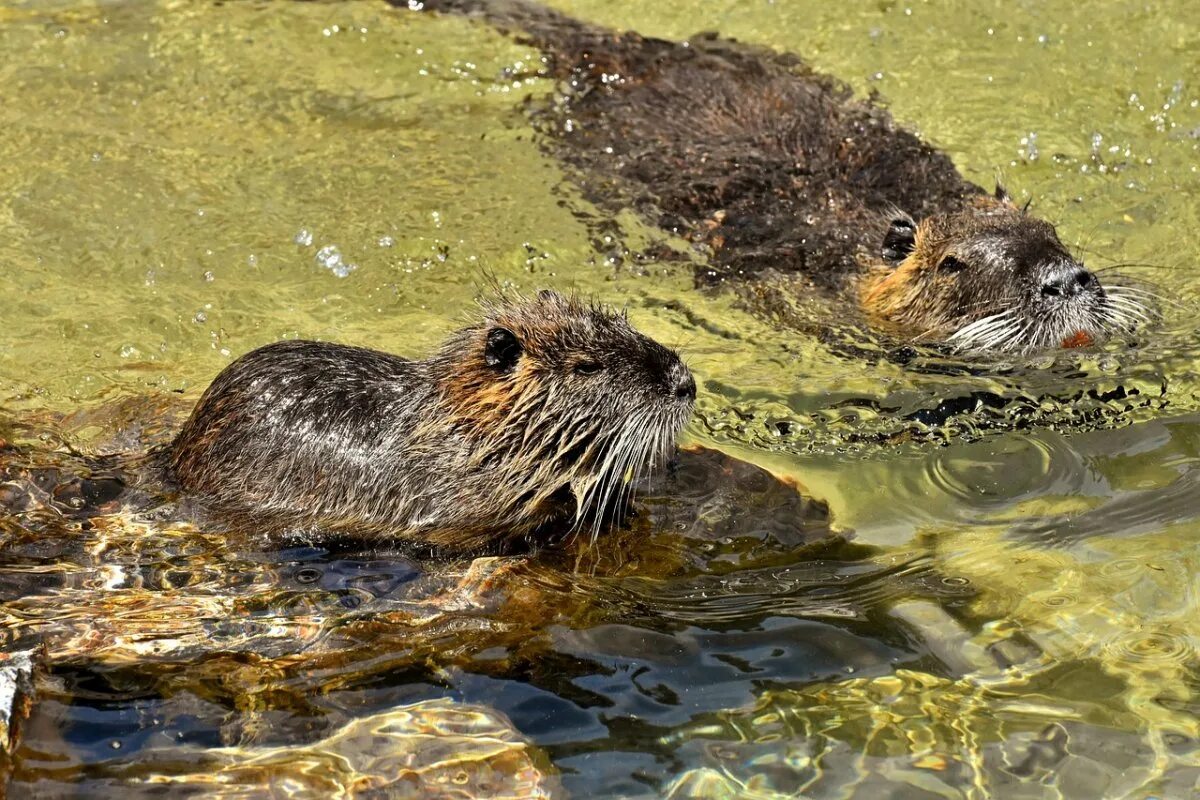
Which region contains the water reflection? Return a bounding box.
[662,671,1200,799]
[0,398,966,797]
[10,402,1200,796]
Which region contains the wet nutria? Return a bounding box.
[165,290,696,550]
[405,0,1150,353]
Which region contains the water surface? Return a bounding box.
[0,1,1198,797]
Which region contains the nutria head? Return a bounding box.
[862,189,1148,353]
[430,289,696,536]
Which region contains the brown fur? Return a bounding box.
[862,195,1020,334]
[410,1,1139,352]
[165,291,696,550]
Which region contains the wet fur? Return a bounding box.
[407,0,1145,350]
[166,291,695,550]
[412,0,974,289]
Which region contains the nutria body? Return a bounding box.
[166,291,695,550]
[408,0,1147,353]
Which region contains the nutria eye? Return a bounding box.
[939,255,967,273]
[484,327,522,371]
[574,361,603,375]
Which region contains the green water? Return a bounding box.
[0,1,1199,797]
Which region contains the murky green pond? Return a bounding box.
[1,0,1199,797]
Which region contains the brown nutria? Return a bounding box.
[164,290,696,550]
[406,0,1150,353]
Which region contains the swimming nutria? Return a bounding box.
[406,0,1150,353]
[165,290,696,550]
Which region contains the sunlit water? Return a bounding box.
[0,1,1198,797]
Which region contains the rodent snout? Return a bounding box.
[1039,263,1099,301]
[669,362,697,402]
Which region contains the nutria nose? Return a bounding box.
[1040,265,1097,300]
[670,363,697,401]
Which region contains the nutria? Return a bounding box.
[164,290,696,550]
[405,0,1150,353]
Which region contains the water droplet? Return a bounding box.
[294,228,314,247]
[1021,131,1039,161]
[378,235,395,248]
[315,245,340,267]
[315,245,357,278]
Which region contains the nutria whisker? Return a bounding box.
[575,407,657,539]
[598,437,643,539]
[1102,296,1154,328]
[1104,296,1153,321]
[949,308,1018,338]
[1009,318,1044,355]
[612,411,666,525]
[588,448,635,540]
[947,308,1021,351]
[579,427,630,528]
[1103,284,1158,308]
[953,297,1013,315]
[1106,282,1166,295]
[998,321,1031,355]
[977,323,1024,354]
[1104,284,1172,310]
[1091,262,1177,274]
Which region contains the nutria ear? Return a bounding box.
[881,217,917,263]
[484,327,523,371]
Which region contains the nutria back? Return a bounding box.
[414,0,976,286]
[167,290,696,550]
